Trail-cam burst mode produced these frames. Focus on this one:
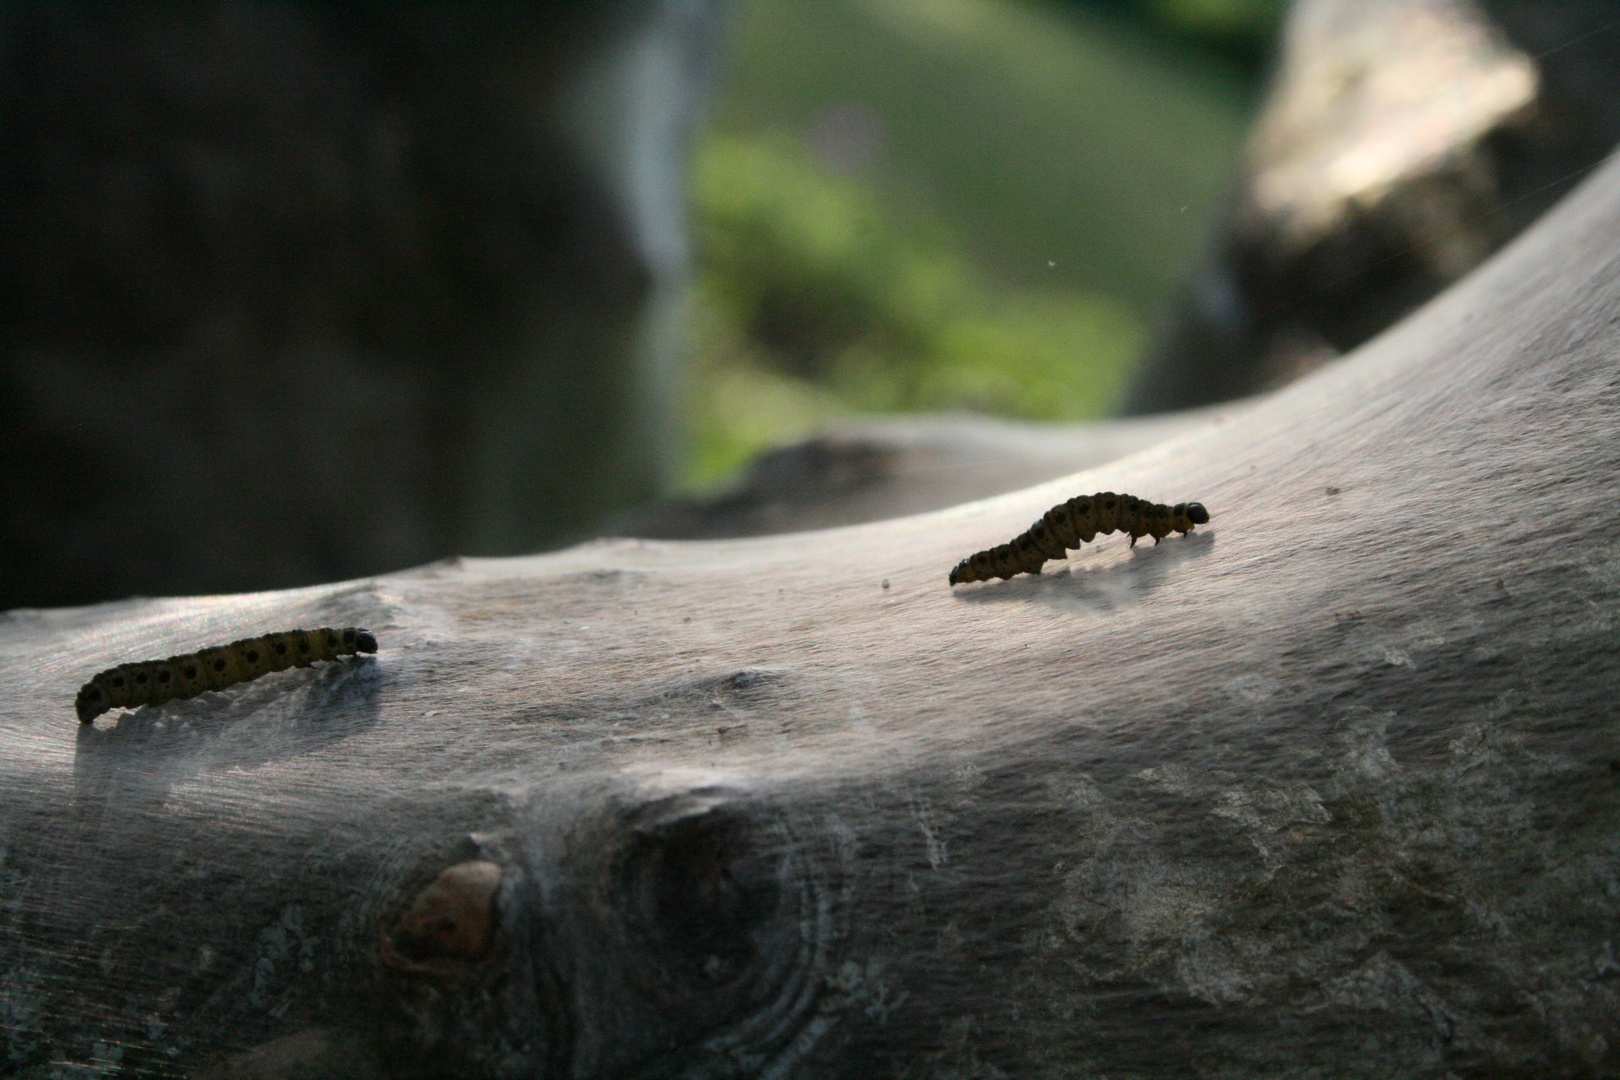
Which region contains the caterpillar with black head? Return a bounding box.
[75,627,378,724]
[949,492,1209,585]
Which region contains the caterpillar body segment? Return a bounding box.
[948,493,1209,585]
[75,627,378,723]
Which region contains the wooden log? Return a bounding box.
[4,146,1620,1079]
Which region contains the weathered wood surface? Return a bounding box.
[4,152,1620,1077]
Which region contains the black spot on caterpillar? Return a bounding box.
[948,492,1209,585]
[75,627,377,724]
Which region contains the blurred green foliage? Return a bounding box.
[683,0,1267,490]
[1072,0,1288,66]
[686,132,1145,484]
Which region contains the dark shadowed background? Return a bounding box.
[3,0,1616,610]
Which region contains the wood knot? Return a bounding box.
[380,860,503,980]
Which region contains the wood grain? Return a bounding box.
[4,151,1619,1080]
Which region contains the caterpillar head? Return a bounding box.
[1185,503,1210,525]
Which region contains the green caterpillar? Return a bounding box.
[949,492,1209,585]
[75,627,377,723]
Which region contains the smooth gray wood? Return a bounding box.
[3,150,1619,1078]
